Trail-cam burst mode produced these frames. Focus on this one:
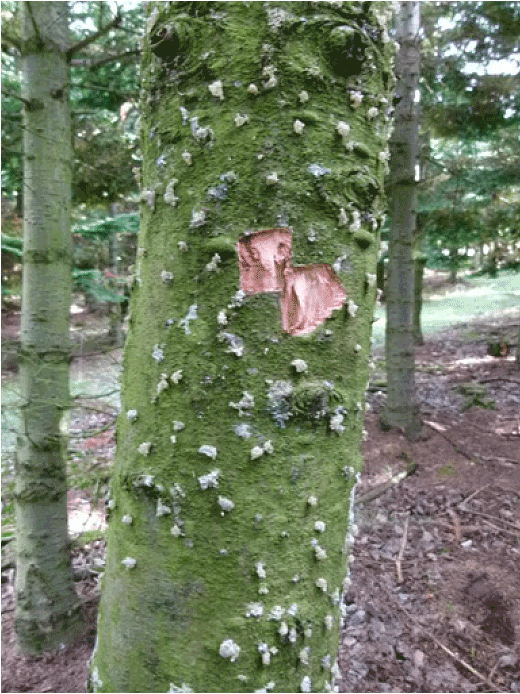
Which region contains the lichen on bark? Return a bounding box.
[91,2,394,691]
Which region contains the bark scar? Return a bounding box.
[237,229,346,336]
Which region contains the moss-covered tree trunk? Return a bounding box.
[382,1,422,440]
[15,1,81,653]
[90,3,394,692]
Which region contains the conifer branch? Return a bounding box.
[66,8,122,60]
[1,88,39,109]
[25,1,43,46]
[71,49,140,69]
[1,30,21,53]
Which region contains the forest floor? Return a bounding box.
[1,285,519,693]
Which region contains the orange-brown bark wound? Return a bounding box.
[237,228,292,294]
[237,229,346,336]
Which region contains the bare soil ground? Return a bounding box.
[338,318,520,693]
[2,308,519,693]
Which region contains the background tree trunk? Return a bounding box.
[15,1,81,653]
[106,231,124,347]
[382,1,422,440]
[413,254,426,345]
[90,3,394,692]
[449,244,459,282]
[376,256,386,301]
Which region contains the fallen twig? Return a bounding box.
[457,505,520,531]
[424,421,519,465]
[462,485,489,505]
[356,464,417,505]
[429,632,506,692]
[423,420,475,461]
[488,655,505,686]
[384,587,507,693]
[479,377,520,385]
[434,518,480,535]
[462,420,520,438]
[481,518,520,539]
[395,514,409,584]
[461,421,499,435]
[494,484,520,497]
[476,455,519,465]
[447,508,462,541]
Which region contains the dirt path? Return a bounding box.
[2,313,519,693]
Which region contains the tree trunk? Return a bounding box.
[16,184,23,217]
[413,131,428,346]
[15,1,81,653]
[448,245,458,283]
[478,242,484,270]
[106,231,124,347]
[382,1,422,440]
[487,241,498,277]
[376,256,386,301]
[413,254,426,345]
[90,3,394,692]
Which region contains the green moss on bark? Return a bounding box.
[91,2,394,691]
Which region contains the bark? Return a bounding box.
[15,1,81,653]
[382,1,422,440]
[90,3,394,692]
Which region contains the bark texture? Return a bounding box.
[382,1,422,439]
[15,1,81,653]
[90,3,394,691]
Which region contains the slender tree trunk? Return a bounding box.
[376,256,386,301]
[478,242,484,269]
[449,245,458,283]
[16,184,23,217]
[15,1,81,653]
[107,231,124,347]
[488,241,498,277]
[90,3,394,692]
[413,130,428,343]
[382,1,422,440]
[413,254,426,345]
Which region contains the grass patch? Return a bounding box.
[71,528,106,548]
[437,464,457,477]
